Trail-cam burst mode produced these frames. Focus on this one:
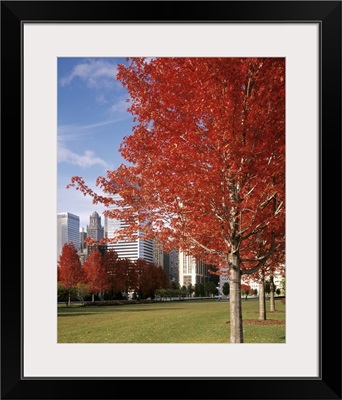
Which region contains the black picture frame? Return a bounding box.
[1,1,341,399]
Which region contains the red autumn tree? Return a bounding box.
[103,248,120,298]
[58,242,84,306]
[133,259,169,299]
[241,283,251,295]
[83,248,109,302]
[102,249,135,299]
[240,284,251,302]
[68,57,285,343]
[114,258,133,297]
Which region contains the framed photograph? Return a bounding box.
[2,1,341,399]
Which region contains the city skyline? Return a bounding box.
[58,57,134,229]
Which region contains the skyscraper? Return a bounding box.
[106,195,154,263]
[57,212,80,260]
[86,211,104,242]
[153,239,170,277]
[169,249,179,284]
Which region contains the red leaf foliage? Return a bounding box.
[58,242,84,289]
[241,284,251,292]
[68,57,285,277]
[83,249,109,294]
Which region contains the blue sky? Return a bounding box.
[58,57,133,229]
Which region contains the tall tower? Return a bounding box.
[86,211,104,242]
[106,195,153,263]
[57,212,80,260]
[153,239,170,277]
[153,239,165,267]
[169,249,179,285]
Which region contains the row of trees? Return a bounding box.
[68,57,286,342]
[239,281,282,298]
[180,281,218,297]
[58,242,169,305]
[222,273,284,322]
[58,241,284,323]
[155,281,218,300]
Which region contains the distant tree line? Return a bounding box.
[57,242,169,305]
[155,280,219,299]
[58,242,284,309]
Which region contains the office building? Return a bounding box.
[105,195,154,263]
[178,251,211,288]
[57,212,80,260]
[168,249,179,285]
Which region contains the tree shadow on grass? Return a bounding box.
[58,307,184,317]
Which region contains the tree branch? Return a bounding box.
[240,233,276,275]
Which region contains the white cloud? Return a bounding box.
[59,59,118,89]
[58,145,110,169]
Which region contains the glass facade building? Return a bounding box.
[57,212,80,260]
[105,196,154,263]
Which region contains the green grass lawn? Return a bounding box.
[57,298,285,344]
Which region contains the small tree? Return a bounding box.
[194,283,201,297]
[83,248,109,302]
[241,283,251,300]
[133,259,169,299]
[75,282,88,305]
[57,281,76,304]
[170,281,179,290]
[103,249,120,299]
[205,281,217,297]
[58,243,84,306]
[180,286,187,298]
[222,282,230,297]
[115,258,132,298]
[187,283,194,297]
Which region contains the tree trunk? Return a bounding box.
[92,293,95,302]
[269,275,275,312]
[68,293,71,307]
[229,262,243,343]
[259,270,266,320]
